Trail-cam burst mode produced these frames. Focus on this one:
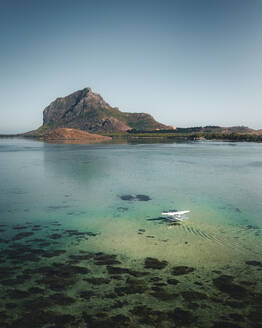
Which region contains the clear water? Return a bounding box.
[0,138,261,327]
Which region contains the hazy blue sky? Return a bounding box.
[1,0,262,133]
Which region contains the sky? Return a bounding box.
[1,0,262,133]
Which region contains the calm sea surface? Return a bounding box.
[0,138,261,327]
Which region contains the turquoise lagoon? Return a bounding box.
[0,138,261,327]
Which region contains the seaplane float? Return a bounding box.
[161,210,190,222]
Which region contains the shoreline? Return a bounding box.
[1,133,262,143]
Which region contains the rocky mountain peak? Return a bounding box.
[28,87,171,136]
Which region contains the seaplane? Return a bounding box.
[161,210,190,222]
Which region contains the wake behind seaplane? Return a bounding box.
[161,210,190,222]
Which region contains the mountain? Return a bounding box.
[26,88,171,136]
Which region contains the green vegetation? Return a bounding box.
[23,123,58,137]
[102,130,262,142]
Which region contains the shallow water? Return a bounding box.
[0,138,261,327]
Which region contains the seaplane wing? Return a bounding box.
[161,210,190,217]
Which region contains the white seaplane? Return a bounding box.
[161,210,190,222]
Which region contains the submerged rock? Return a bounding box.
[229,313,245,321]
[115,277,148,295]
[110,314,131,327]
[80,290,95,300]
[41,249,66,258]
[247,310,262,323]
[213,275,248,299]
[0,238,9,244]
[16,310,76,328]
[7,289,30,299]
[120,195,135,201]
[168,308,197,326]
[136,194,151,201]
[223,300,246,309]
[150,277,162,282]
[1,277,28,286]
[64,229,97,239]
[13,225,28,230]
[245,260,262,267]
[151,287,178,301]
[84,277,110,285]
[106,265,149,277]
[120,194,151,201]
[144,257,168,270]
[28,287,45,295]
[130,305,168,325]
[181,290,208,301]
[68,253,93,263]
[49,233,62,240]
[82,312,130,328]
[12,232,34,241]
[167,278,180,285]
[212,322,242,328]
[51,293,76,306]
[107,266,130,275]
[35,263,88,291]
[94,253,121,265]
[172,266,195,275]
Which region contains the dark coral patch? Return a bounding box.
[35,263,88,291]
[151,287,178,301]
[80,290,95,300]
[28,287,45,295]
[13,225,27,230]
[181,290,208,301]
[245,260,262,267]
[130,305,168,326]
[136,194,151,201]
[84,277,110,285]
[115,277,148,295]
[247,310,262,323]
[172,266,195,275]
[93,253,121,265]
[7,289,30,299]
[120,195,135,201]
[213,275,248,299]
[51,293,76,306]
[49,233,62,240]
[107,265,149,277]
[12,232,34,241]
[120,194,151,201]
[168,308,197,326]
[144,257,168,270]
[83,312,130,328]
[212,322,242,328]
[167,278,180,285]
[9,311,75,328]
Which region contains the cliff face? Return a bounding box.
[29,88,170,136]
